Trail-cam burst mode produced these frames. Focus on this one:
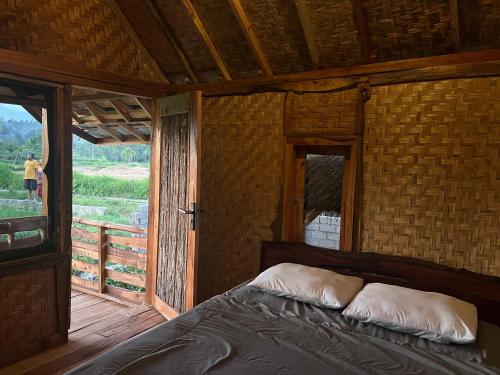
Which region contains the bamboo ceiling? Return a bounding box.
[111,0,500,84]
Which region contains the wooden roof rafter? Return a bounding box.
[84,102,125,142]
[449,0,461,52]
[181,0,232,81]
[146,0,200,84]
[228,0,274,77]
[295,0,320,69]
[106,0,170,84]
[109,100,149,142]
[352,0,373,63]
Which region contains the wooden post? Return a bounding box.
[97,225,106,293]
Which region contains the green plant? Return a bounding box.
[0,163,23,190]
[73,172,149,200]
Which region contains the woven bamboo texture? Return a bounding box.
[0,268,58,352]
[191,0,260,79]
[365,0,455,61]
[0,0,159,81]
[286,90,359,136]
[362,77,500,277]
[198,93,285,301]
[153,0,219,82]
[240,0,311,74]
[305,0,364,67]
[459,0,500,51]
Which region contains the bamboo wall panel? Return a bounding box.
[365,0,455,61]
[459,0,500,51]
[0,268,58,363]
[240,0,311,73]
[362,77,500,276]
[199,93,284,301]
[0,0,158,81]
[286,90,359,135]
[305,0,364,67]
[156,113,189,312]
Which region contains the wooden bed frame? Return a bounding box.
[261,242,500,326]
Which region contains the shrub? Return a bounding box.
[0,163,23,190]
[72,172,149,199]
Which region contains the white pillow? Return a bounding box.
[248,263,363,309]
[342,283,478,344]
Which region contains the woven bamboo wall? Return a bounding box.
[0,268,58,364]
[0,0,158,81]
[362,77,500,276]
[198,93,284,302]
[286,90,359,136]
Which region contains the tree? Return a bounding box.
[121,147,136,163]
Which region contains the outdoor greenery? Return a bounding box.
[73,172,149,200]
[1,107,150,295]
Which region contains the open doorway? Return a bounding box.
[69,87,153,305]
[282,138,359,251]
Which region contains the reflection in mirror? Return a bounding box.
[304,154,344,250]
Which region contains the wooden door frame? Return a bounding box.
[281,136,360,251]
[146,91,201,317]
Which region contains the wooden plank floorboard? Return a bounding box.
[0,289,165,375]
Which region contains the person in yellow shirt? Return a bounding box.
[24,153,39,200]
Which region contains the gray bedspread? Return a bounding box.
[67,284,500,374]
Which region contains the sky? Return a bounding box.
[0,103,35,121]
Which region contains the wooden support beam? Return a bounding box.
[449,0,461,52]
[136,98,153,118]
[295,0,320,69]
[160,49,500,95]
[106,0,170,84]
[72,93,129,103]
[228,0,273,76]
[146,0,199,84]
[0,49,164,97]
[181,0,232,81]
[84,102,124,142]
[352,0,372,63]
[110,99,133,122]
[0,95,46,107]
[110,100,148,142]
[72,125,101,144]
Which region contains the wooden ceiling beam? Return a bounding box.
[110,99,148,141]
[0,49,164,97]
[84,102,124,142]
[0,95,45,107]
[295,0,320,69]
[106,0,170,84]
[136,98,153,119]
[146,0,199,84]
[73,93,130,103]
[99,136,150,145]
[352,0,373,63]
[72,125,101,144]
[228,0,273,76]
[160,49,500,95]
[449,0,461,52]
[181,0,232,81]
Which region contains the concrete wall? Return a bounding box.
[304,215,341,250]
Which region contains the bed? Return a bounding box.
[68,242,500,374]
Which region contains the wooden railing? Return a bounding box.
[71,217,148,305]
[0,216,47,250]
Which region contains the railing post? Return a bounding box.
[97,225,106,294]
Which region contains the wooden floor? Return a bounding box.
[0,289,165,375]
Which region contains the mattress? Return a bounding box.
[67,284,500,374]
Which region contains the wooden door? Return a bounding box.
[148,92,201,319]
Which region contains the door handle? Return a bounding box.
[178,203,197,230]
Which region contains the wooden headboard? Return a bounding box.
[261,242,500,327]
